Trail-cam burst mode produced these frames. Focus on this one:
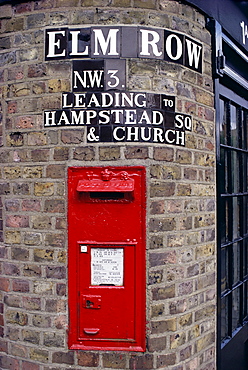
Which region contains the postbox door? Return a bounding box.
[68,166,146,352]
[78,243,135,341]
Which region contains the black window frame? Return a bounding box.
[213,19,248,369]
[217,90,248,343]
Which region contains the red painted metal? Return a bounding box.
[68,166,146,351]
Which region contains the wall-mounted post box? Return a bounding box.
[68,166,146,351]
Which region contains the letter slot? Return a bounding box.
[68,166,146,351]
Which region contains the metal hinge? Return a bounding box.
[216,50,225,77]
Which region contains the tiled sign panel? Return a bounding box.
[45,26,203,73]
[44,26,199,145]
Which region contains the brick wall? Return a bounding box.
[0,0,216,369]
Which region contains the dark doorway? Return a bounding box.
[215,24,248,370]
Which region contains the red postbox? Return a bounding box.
[68,166,146,351]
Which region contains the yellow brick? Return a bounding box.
[5,231,21,244]
[48,79,70,93]
[195,332,215,352]
[196,243,215,259]
[192,184,215,196]
[4,167,22,179]
[34,182,54,196]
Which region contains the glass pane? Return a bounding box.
[231,151,240,194]
[246,197,248,235]
[220,99,227,145]
[219,148,226,194]
[240,110,245,149]
[232,288,240,332]
[220,100,227,144]
[221,296,229,341]
[242,154,247,192]
[230,104,238,148]
[220,198,228,244]
[232,242,240,285]
[232,197,240,240]
[245,282,248,320]
[243,238,248,277]
[246,154,248,192]
[245,111,248,150]
[225,152,229,194]
[221,247,229,292]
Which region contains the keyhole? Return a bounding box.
[86,300,94,308]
